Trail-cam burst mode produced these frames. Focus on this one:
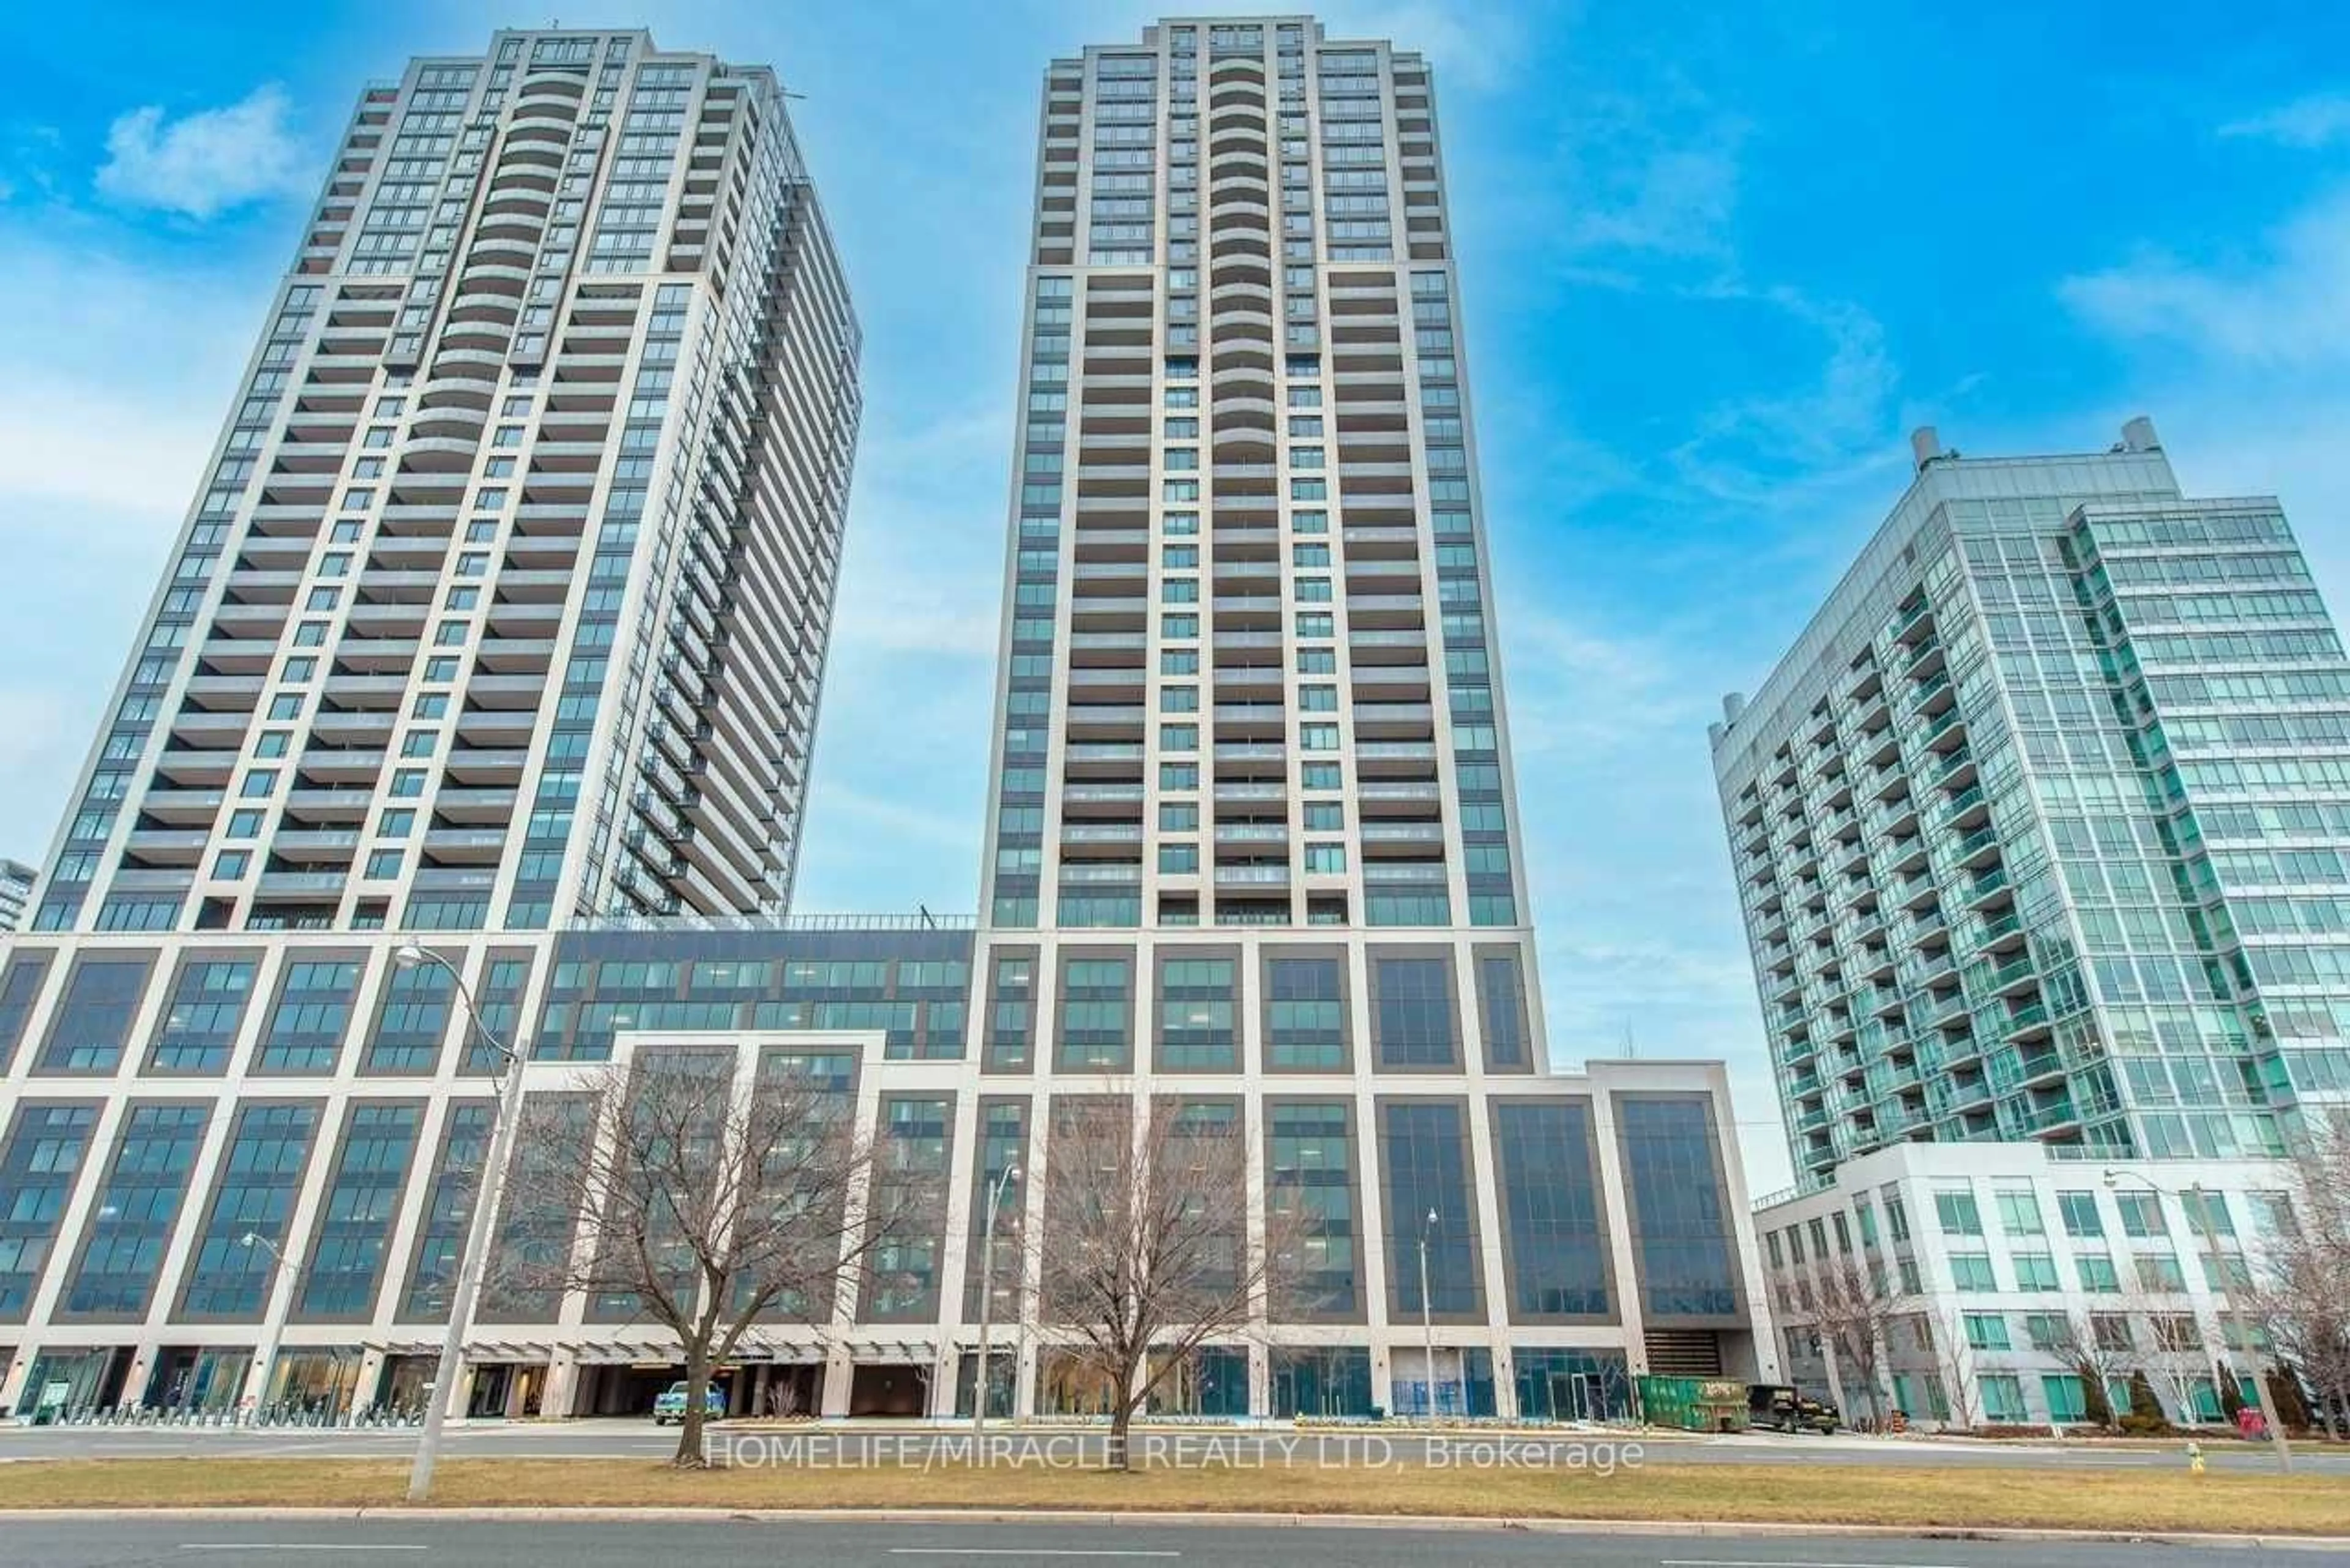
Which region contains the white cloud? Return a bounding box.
[0,225,264,851]
[2221,92,2350,148]
[1569,140,1743,259]
[0,234,255,525]
[0,384,215,518]
[1541,79,1748,262]
[97,86,310,218]
[2059,185,2350,368]
[829,400,1010,659]
[2060,177,2350,846]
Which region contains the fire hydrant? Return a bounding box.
[2186,1440,2206,1476]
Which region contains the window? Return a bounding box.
[0,1104,96,1315]
[1269,1103,1357,1315]
[1994,1189,2045,1236]
[297,1103,420,1317]
[2116,1192,2165,1239]
[2012,1252,2060,1291]
[2057,1190,2103,1238]
[1381,1101,1476,1315]
[0,956,49,1074]
[2184,1190,2234,1238]
[257,960,362,1073]
[64,1104,209,1316]
[1158,958,1236,1070]
[363,959,454,1073]
[401,1102,493,1319]
[2076,1253,2121,1293]
[1616,1098,1737,1316]
[35,957,152,1073]
[1949,1252,1999,1291]
[1057,958,1132,1070]
[984,955,1035,1072]
[1934,1189,1983,1236]
[179,1103,318,1318]
[870,1096,951,1318]
[2023,1312,2068,1352]
[147,958,258,1073]
[1372,956,1454,1068]
[1980,1374,2027,1424]
[2247,1191,2296,1237]
[1475,953,1528,1068]
[1963,1312,2010,1350]
[1266,956,1345,1069]
[2134,1252,2188,1292]
[1493,1101,1606,1316]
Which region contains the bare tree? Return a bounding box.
[1031,1092,1308,1470]
[1923,1305,1983,1432]
[495,1047,930,1465]
[2242,1107,2350,1438]
[2045,1308,2136,1431]
[1804,1257,1909,1426]
[2135,1298,2218,1428]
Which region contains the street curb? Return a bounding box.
[4,1506,2347,1549]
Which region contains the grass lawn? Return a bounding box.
[0,1458,2343,1535]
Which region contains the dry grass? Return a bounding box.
[0,1458,2343,1535]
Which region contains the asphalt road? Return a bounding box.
[0,1519,2331,1568]
[2,1417,2339,1473]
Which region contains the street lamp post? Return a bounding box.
[1417,1208,1439,1423]
[401,942,528,1503]
[237,1232,297,1416]
[974,1159,1021,1436]
[2104,1168,2291,1474]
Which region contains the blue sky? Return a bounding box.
[7,1,2350,1187]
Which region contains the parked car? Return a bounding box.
[652,1380,727,1425]
[1747,1383,1840,1434]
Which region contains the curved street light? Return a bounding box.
[974,1159,1021,1436]
[1418,1208,1440,1422]
[237,1231,297,1414]
[396,941,524,1502]
[2102,1167,2291,1473]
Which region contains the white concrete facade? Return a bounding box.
[0,926,1775,1423]
[1755,1141,2294,1430]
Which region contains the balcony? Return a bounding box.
[2002,1001,2053,1041]
[256,870,348,900]
[1984,954,2037,995]
[1964,867,2010,908]
[121,829,209,867]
